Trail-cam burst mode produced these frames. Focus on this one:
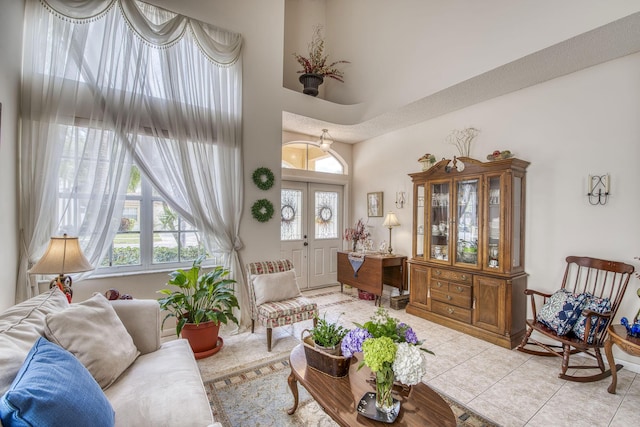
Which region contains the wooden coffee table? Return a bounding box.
[287,344,456,426]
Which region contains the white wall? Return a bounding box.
[353,52,640,365]
[0,0,24,311]
[283,0,640,115]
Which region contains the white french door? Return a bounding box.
[281,181,343,289]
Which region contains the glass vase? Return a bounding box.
[375,364,395,414]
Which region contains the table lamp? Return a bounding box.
[382,212,400,255]
[29,234,93,302]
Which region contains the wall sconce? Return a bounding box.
[395,191,406,209]
[587,174,610,205]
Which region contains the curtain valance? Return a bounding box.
[41,0,242,65]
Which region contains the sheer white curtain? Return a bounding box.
[18,0,248,326]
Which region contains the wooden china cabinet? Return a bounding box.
[406,156,529,349]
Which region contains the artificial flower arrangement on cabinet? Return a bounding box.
[344,218,370,252]
[293,25,350,96]
[341,308,433,416]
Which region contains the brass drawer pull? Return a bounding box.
[447,307,455,314]
[446,295,452,301]
[436,281,443,288]
[456,286,464,293]
[434,270,441,276]
[460,274,468,281]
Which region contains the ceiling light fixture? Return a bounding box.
[319,129,333,152]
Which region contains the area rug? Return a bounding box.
[203,356,500,427]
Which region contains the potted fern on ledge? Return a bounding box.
[158,256,239,359]
[293,25,350,96]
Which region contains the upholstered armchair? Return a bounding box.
[245,260,318,351]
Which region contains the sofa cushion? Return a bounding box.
[251,269,301,306]
[571,294,611,343]
[0,337,114,427]
[104,339,214,427]
[0,288,69,395]
[537,289,587,336]
[44,293,139,389]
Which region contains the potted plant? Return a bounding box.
[293,25,350,96]
[158,256,239,359]
[307,313,348,356]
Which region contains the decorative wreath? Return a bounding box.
[251,199,275,222]
[252,167,275,191]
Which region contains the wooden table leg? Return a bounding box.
[287,369,299,415]
[605,337,617,394]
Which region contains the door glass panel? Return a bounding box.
[416,184,424,258]
[430,182,450,261]
[314,191,338,239]
[455,179,478,265]
[487,176,501,269]
[281,189,302,240]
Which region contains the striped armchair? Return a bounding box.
[246,260,318,351]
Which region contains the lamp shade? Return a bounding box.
[382,212,400,228]
[29,234,93,275]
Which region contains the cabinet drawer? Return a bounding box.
[431,268,472,284]
[432,300,472,323]
[431,286,472,308]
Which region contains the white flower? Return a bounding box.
[392,342,426,386]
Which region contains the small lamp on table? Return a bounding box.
[382,212,400,256]
[29,234,93,302]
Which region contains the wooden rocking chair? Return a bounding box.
[517,256,635,382]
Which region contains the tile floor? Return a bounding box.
[197,286,639,427]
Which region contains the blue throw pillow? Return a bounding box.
[0,337,115,427]
[537,289,587,336]
[571,294,611,343]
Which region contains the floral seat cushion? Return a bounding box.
[571,294,611,343]
[536,289,587,336]
[256,297,317,328]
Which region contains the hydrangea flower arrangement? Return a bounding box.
[341,308,433,412]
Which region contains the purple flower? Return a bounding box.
[341,328,372,358]
[404,327,418,344]
[396,323,418,344]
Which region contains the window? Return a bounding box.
[98,165,208,272]
[282,143,344,174]
[22,0,241,289]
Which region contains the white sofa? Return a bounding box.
[0,288,218,427]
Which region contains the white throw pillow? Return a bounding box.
[44,292,140,389]
[251,269,302,306]
[0,288,69,395]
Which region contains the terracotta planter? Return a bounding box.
[299,73,324,96]
[181,320,223,359]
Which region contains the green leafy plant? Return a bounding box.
[158,256,239,336]
[309,313,348,348]
[293,25,350,82]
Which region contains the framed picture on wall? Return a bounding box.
[367,192,383,217]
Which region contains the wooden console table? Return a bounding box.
[337,251,407,306]
[287,344,455,426]
[605,324,640,394]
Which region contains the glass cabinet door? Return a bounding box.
[454,178,479,267]
[415,184,425,258]
[428,181,450,262]
[486,175,501,270]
